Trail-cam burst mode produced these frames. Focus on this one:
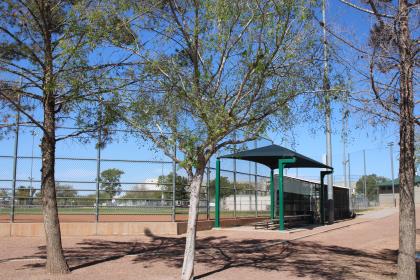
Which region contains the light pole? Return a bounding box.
[322,0,334,224]
[388,142,396,207]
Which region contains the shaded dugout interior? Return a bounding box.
[273,176,351,222]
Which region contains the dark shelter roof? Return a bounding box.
[219,144,333,170]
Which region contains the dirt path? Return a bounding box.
[0,207,416,280]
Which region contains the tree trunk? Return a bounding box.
[41,35,70,272]
[181,171,204,280]
[41,101,69,274]
[397,1,416,279]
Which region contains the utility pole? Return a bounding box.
[388,142,396,207]
[322,0,334,224]
[342,94,349,190]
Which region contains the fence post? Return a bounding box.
[233,154,237,218]
[232,132,237,218]
[206,160,210,220]
[320,173,325,224]
[95,98,102,223]
[172,144,176,222]
[214,158,221,228]
[11,94,21,223]
[278,157,296,230]
[278,160,285,230]
[254,140,258,217]
[270,169,274,220]
[95,144,101,222]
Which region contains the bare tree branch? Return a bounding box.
[338,0,394,18]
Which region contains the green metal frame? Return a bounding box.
[278,157,296,230]
[270,169,274,220]
[216,156,332,230]
[214,158,221,228]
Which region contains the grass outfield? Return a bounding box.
[0,206,269,217]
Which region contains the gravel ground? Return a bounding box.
[0,207,418,280]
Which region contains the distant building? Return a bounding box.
[134,178,160,191]
[378,176,420,206]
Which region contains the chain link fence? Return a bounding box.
[334,145,397,211]
[0,124,358,223]
[0,125,277,223]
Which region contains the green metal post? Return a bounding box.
[278,158,296,230]
[270,169,274,220]
[320,173,324,225]
[214,158,221,228]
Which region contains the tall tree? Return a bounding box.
[0,0,133,273]
[100,168,125,199]
[208,176,254,199]
[55,184,77,205]
[338,0,419,278]
[158,172,189,201]
[355,174,388,201]
[209,176,234,199]
[110,1,322,279]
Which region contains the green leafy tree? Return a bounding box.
[0,0,135,273]
[0,189,7,197]
[208,177,254,200]
[110,1,323,278]
[209,176,233,199]
[355,174,389,201]
[100,168,125,198]
[158,172,189,201]
[55,184,77,205]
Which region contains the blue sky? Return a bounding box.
[0,0,404,192]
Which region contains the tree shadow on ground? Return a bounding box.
[19,229,398,280]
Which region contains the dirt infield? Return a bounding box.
[0,207,417,280]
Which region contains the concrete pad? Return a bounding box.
[357,207,398,219]
[0,223,11,236]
